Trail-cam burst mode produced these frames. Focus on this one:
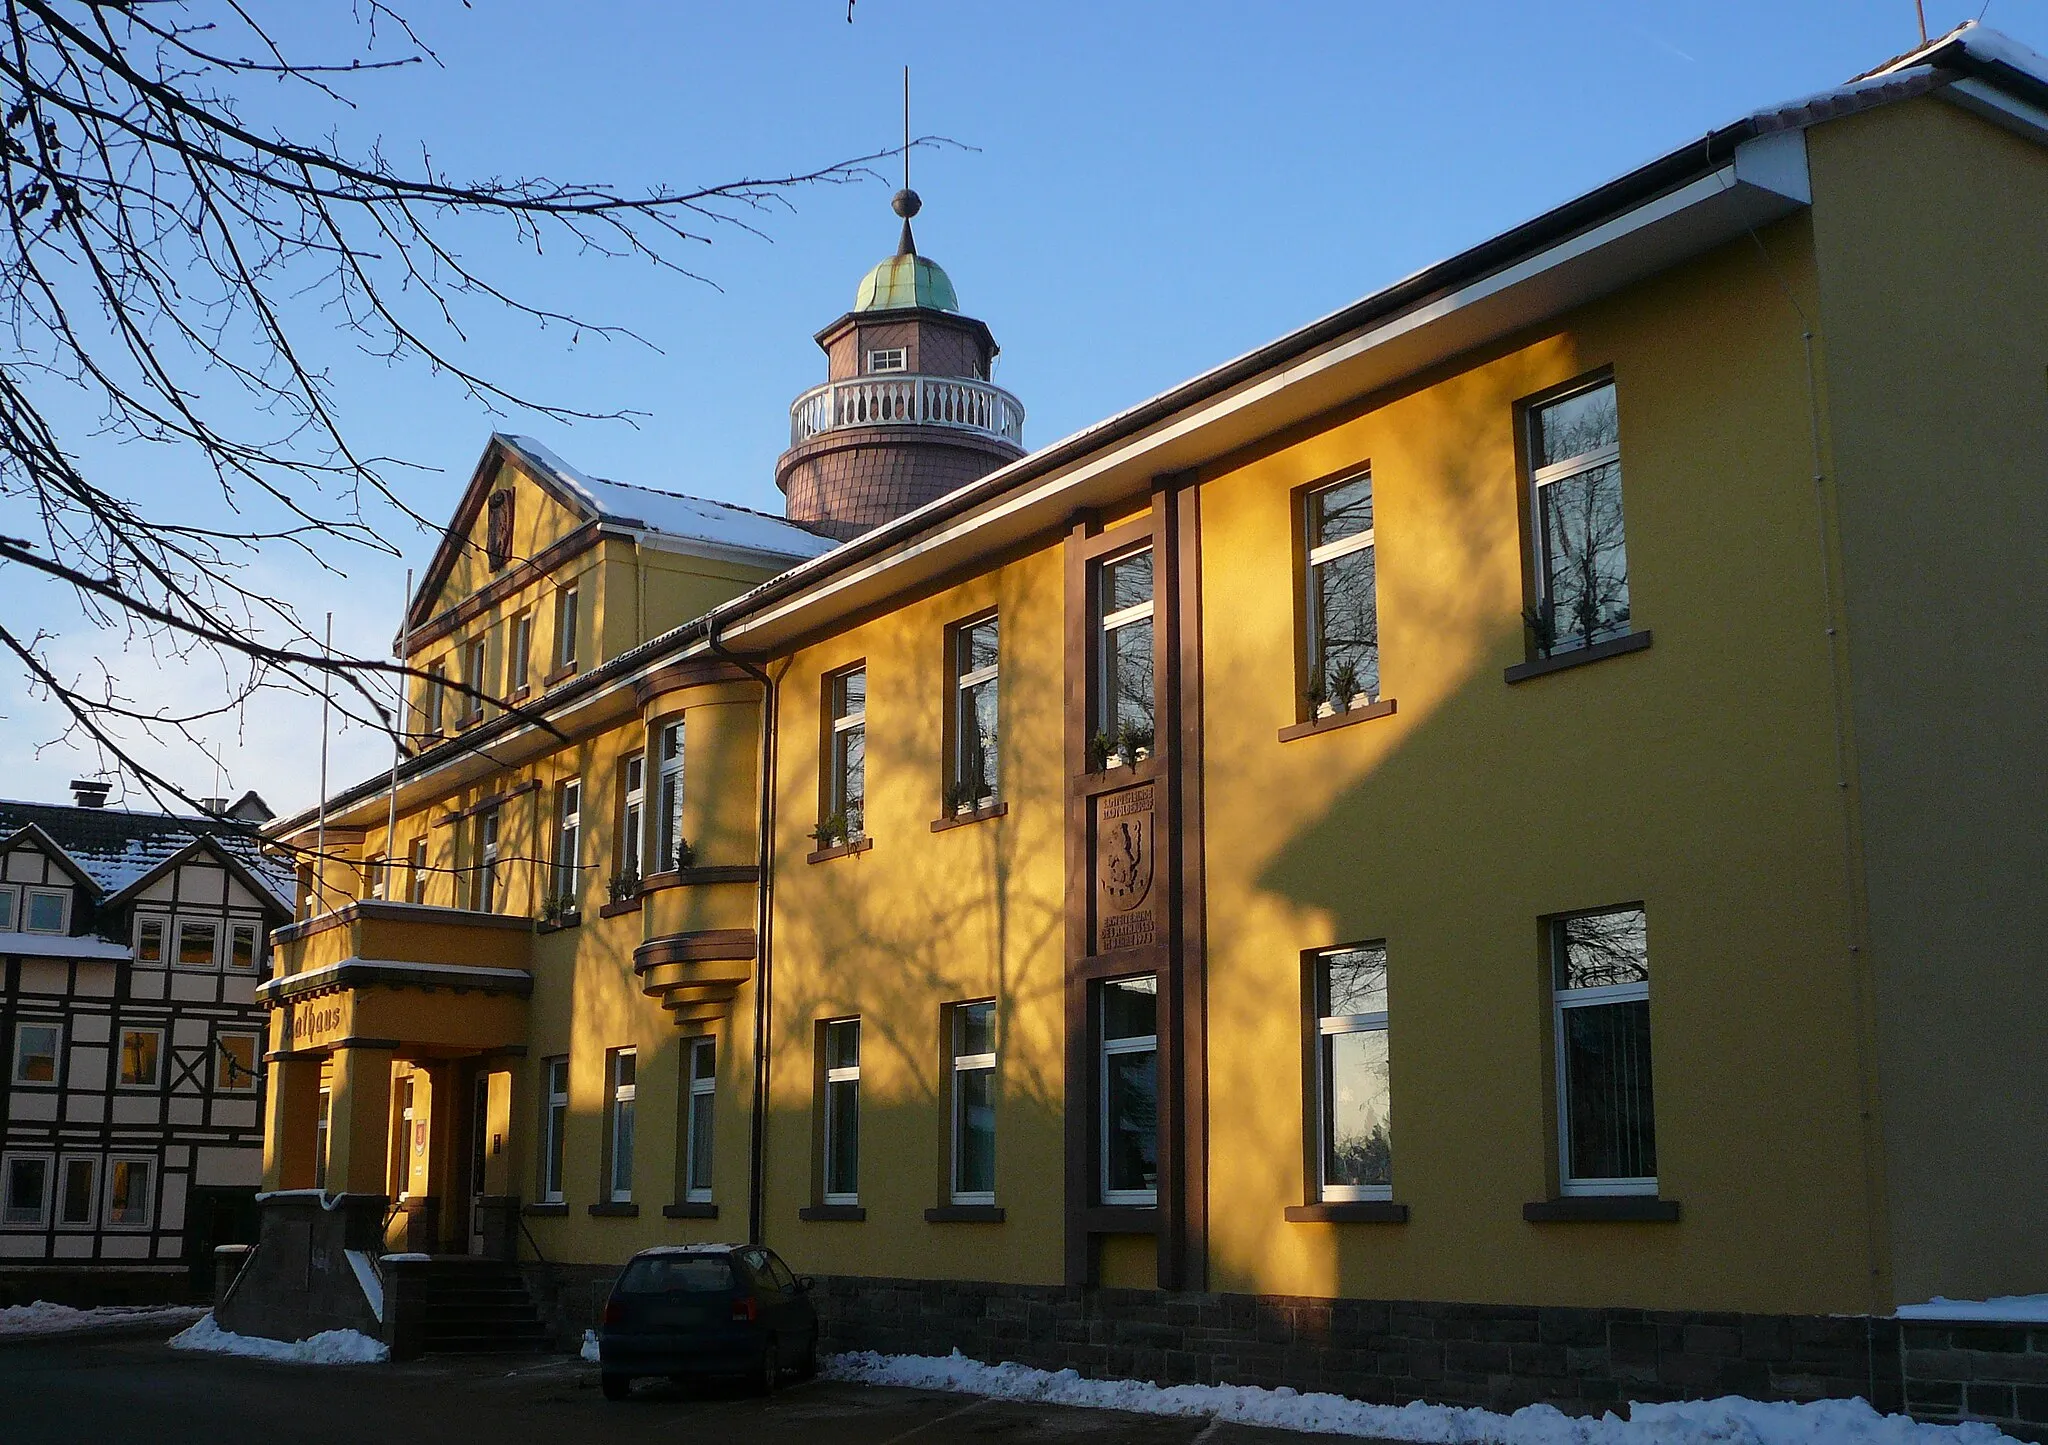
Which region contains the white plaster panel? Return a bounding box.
[73,964,114,998]
[68,1045,107,1091]
[128,970,165,1000]
[156,1236,183,1258]
[111,1096,158,1126]
[172,1018,209,1047]
[180,868,226,906]
[169,975,216,1003]
[210,1100,259,1130]
[5,849,43,883]
[172,1145,192,1167]
[138,876,176,902]
[99,1235,150,1258]
[194,1146,262,1187]
[160,1172,187,1230]
[52,1235,93,1259]
[167,1097,204,1126]
[18,960,67,994]
[222,977,256,1006]
[71,1012,109,1044]
[11,1093,57,1121]
[226,878,263,909]
[0,1235,48,1257]
[65,1094,104,1123]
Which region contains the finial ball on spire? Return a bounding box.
[892,188,922,219]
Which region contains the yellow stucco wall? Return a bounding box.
[1806,97,2048,1305]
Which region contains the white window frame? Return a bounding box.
[684,1037,716,1204]
[554,779,581,906]
[866,346,907,373]
[1314,944,1392,1203]
[655,720,686,872]
[474,809,500,913]
[1552,908,1657,1197]
[172,914,221,971]
[508,609,533,692]
[116,1026,165,1090]
[366,853,387,902]
[215,1032,261,1094]
[103,1155,155,1230]
[407,837,428,905]
[1098,978,1158,1207]
[461,636,487,720]
[133,911,169,966]
[828,667,867,837]
[12,1020,61,1087]
[1304,472,1379,715]
[607,1048,637,1204]
[1528,379,1629,652]
[1,1152,52,1228]
[425,662,448,735]
[555,584,580,672]
[24,886,70,935]
[620,751,645,881]
[227,919,262,973]
[1096,549,1155,761]
[0,882,17,931]
[539,1056,569,1204]
[56,1155,98,1229]
[822,1019,861,1206]
[952,615,1000,808]
[315,1087,331,1190]
[950,1001,997,1206]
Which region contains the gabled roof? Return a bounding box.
[0,820,102,898]
[0,799,294,912]
[100,830,294,918]
[405,434,839,633]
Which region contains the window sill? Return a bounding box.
[799,1204,867,1222]
[457,711,484,732]
[1284,1201,1409,1224]
[806,838,873,865]
[1523,1195,1680,1223]
[1504,629,1653,684]
[505,686,530,705]
[536,912,582,934]
[641,865,762,892]
[924,1204,1006,1224]
[931,801,1008,833]
[1277,697,1397,743]
[543,663,578,688]
[587,1201,640,1218]
[523,1202,568,1217]
[597,898,642,919]
[663,1202,719,1220]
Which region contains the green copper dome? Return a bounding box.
[854,252,958,313]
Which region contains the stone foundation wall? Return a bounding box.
[516,1261,622,1351]
[1901,1321,2048,1442]
[214,1193,383,1344]
[810,1275,1903,1418]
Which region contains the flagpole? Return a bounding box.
[313,611,333,917]
[385,569,413,901]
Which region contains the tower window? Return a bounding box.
[866,347,907,374]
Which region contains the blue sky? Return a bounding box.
[2,0,2040,814]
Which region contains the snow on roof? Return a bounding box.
[0,932,131,961]
[630,1243,743,1256]
[500,435,839,563]
[1897,1294,2048,1324]
[0,799,293,910]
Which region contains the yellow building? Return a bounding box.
[226,24,2048,1426]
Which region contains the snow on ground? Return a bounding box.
[1897,1295,2048,1324]
[0,1301,205,1337]
[825,1349,2023,1444]
[581,1329,601,1363]
[169,1313,387,1364]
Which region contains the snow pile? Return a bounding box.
[825,1350,2022,1444]
[0,1301,204,1337]
[169,1313,387,1364]
[581,1329,601,1363]
[1898,1295,2048,1324]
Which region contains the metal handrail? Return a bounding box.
[789,373,1025,448]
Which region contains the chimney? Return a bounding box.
[199,797,228,816]
[70,779,111,809]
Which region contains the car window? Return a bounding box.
[618,1255,734,1294]
[765,1254,798,1294]
[737,1248,769,1287]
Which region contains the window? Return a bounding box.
[508,610,534,693]
[392,1074,415,1200]
[1528,378,1630,655]
[473,809,501,912]
[135,912,167,965]
[607,1049,637,1203]
[951,616,1000,809]
[540,1057,569,1204]
[0,884,15,931]
[118,1028,163,1089]
[655,721,686,871]
[366,853,387,902]
[425,661,448,735]
[867,346,907,373]
[1096,550,1155,761]
[1304,473,1379,712]
[25,887,69,934]
[554,584,580,673]
[826,667,867,839]
[822,1020,860,1204]
[216,1034,260,1094]
[1099,977,1158,1205]
[461,636,487,721]
[1551,905,1657,1195]
[2,1155,50,1226]
[13,1022,59,1085]
[685,1038,716,1203]
[553,779,581,907]
[407,837,429,904]
[314,1088,331,1189]
[105,1157,153,1228]
[175,917,219,970]
[58,1158,97,1227]
[950,1002,997,1204]
[1312,944,1392,1201]
[229,921,260,972]
[620,752,645,881]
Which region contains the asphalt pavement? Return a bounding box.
[0,1330,1384,1445]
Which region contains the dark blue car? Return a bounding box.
[597,1244,819,1400]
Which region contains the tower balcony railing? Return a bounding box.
[789,373,1025,449]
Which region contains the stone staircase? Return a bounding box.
[412,1257,549,1354]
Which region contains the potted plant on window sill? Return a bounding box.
[605,868,640,905]
[671,837,695,873]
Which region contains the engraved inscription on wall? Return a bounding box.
[1094,782,1158,955]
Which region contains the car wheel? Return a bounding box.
[795,1330,819,1380]
[600,1373,630,1402]
[754,1338,779,1397]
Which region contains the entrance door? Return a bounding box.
[468,1072,489,1255]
